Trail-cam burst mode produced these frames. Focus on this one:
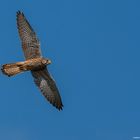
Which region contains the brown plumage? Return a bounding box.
[1,58,49,76]
[1,11,63,110]
[2,63,23,77]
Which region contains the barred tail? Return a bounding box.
[1,63,24,77]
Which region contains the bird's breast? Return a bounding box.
[20,58,46,71]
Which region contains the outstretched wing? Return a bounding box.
[16,11,42,60]
[31,69,63,110]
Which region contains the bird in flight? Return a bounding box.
[1,11,63,110]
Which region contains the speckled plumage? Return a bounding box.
[1,11,63,110]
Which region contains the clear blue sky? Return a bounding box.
[0,0,140,140]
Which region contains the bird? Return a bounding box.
[1,11,63,110]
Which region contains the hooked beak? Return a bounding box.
[47,59,51,64]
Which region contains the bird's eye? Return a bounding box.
[42,60,47,64]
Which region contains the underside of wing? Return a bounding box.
[31,69,63,110]
[17,11,42,60]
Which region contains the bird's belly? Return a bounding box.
[18,58,46,71]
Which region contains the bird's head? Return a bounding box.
[41,58,51,65]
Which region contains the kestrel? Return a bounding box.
[1,11,63,110]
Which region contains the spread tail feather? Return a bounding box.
[1,63,24,77]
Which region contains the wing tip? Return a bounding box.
[51,100,63,111]
[55,103,64,111]
[16,10,24,17]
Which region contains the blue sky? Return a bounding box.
[0,0,140,140]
